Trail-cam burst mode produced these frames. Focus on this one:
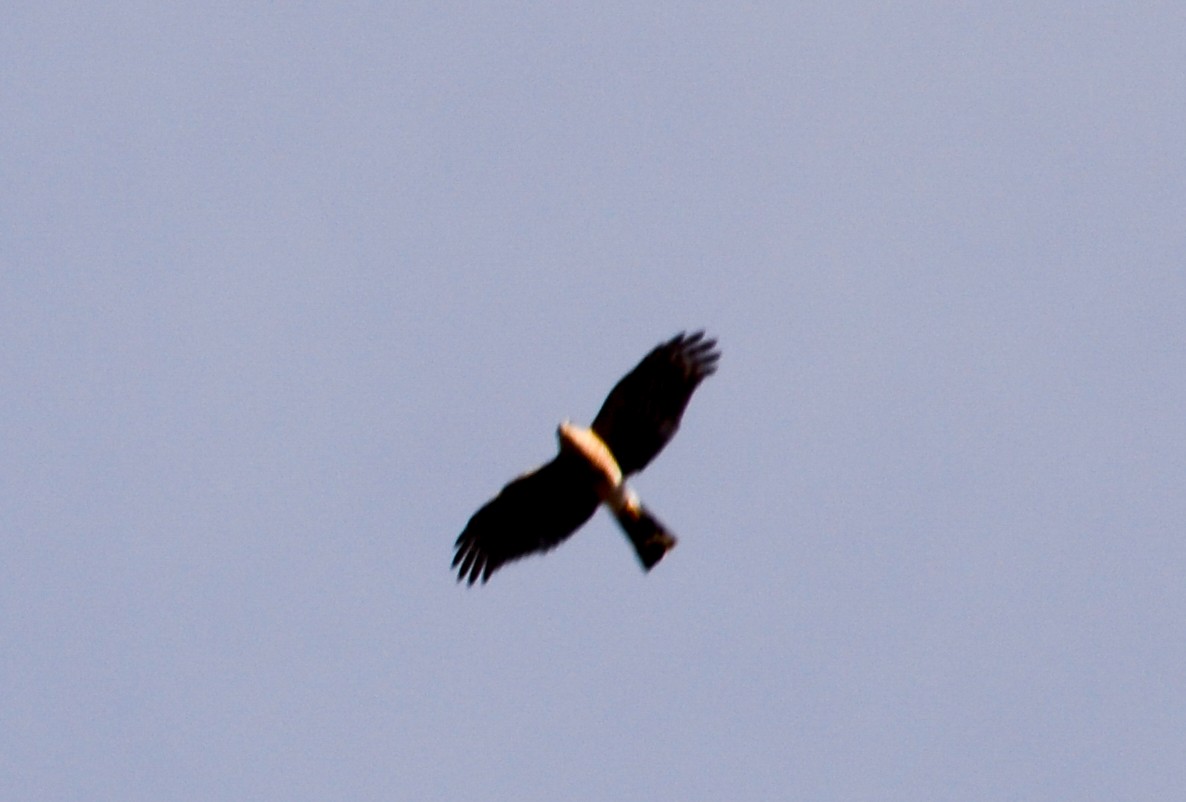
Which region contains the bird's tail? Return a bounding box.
[612,493,677,571]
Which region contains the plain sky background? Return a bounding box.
[4,3,1184,800]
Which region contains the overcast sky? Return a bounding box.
[4,4,1184,800]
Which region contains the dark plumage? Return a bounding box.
[452,331,720,585]
[592,330,720,476]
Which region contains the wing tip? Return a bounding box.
[453,529,492,585]
[668,329,720,379]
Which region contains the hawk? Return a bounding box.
[452,331,720,584]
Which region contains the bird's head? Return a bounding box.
[556,420,623,487]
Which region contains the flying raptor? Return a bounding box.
[452,331,720,584]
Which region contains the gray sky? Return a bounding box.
[4,3,1184,800]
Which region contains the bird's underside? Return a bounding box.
[452,331,719,585]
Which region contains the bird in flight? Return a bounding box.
[453,331,720,584]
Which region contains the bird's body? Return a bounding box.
[453,331,719,585]
[557,420,623,489]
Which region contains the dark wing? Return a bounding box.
[452,451,602,584]
[591,331,720,476]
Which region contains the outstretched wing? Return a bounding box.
[591,331,720,476]
[452,452,602,584]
